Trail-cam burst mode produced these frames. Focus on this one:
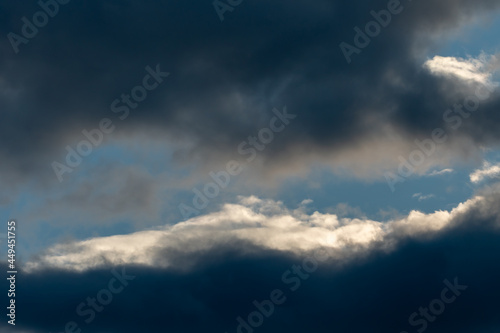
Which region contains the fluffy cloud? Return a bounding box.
[423,54,498,85]
[26,194,488,272]
[470,161,500,183]
[4,189,500,333]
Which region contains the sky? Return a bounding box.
[1,0,500,332]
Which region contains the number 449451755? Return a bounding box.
[7,221,15,269]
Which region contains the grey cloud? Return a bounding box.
[1,0,500,185]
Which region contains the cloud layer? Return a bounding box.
[26,194,479,272]
[1,0,500,186]
[3,1,500,332]
[5,188,500,333]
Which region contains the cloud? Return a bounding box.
[412,193,436,201]
[427,168,454,176]
[2,0,500,188]
[423,54,498,85]
[25,194,486,272]
[3,2,500,332]
[470,161,500,183]
[5,192,500,333]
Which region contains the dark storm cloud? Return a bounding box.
[3,196,500,333]
[1,0,500,181]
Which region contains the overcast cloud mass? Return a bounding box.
[1,0,500,332]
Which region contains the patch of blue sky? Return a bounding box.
[273,165,475,221]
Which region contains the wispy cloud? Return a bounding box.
[412,193,436,201]
[427,168,454,177]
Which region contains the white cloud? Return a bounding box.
[412,193,435,201]
[424,54,499,85]
[470,162,500,183]
[427,168,454,177]
[24,194,489,273]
